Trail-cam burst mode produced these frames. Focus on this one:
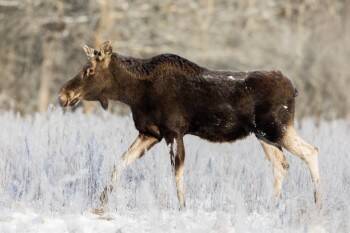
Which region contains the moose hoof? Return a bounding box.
[314,191,322,209]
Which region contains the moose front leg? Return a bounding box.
[169,136,186,209]
[96,134,159,213]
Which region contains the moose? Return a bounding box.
[59,41,320,213]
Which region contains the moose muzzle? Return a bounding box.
[58,94,68,107]
[58,92,81,108]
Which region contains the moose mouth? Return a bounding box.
[69,98,81,107]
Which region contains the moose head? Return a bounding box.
[58,41,114,110]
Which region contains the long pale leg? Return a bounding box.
[169,136,186,209]
[95,134,159,213]
[282,125,321,206]
[260,140,289,199]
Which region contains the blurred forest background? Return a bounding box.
[0,0,349,119]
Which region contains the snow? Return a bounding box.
[202,74,214,79]
[0,109,349,232]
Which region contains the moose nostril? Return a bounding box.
[58,95,68,107]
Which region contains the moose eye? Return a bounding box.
[85,68,95,78]
[89,68,95,75]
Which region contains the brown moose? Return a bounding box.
[59,41,320,213]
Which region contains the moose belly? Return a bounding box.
[188,111,251,142]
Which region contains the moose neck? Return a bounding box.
[106,54,147,107]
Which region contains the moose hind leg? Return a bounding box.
[169,136,186,209]
[260,140,289,200]
[282,125,321,206]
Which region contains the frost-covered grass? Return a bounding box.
[0,109,349,233]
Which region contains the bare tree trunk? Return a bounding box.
[37,1,65,112]
[83,0,113,113]
[38,37,53,112]
[95,0,112,45]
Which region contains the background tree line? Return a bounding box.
[0,0,349,119]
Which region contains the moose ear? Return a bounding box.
[82,45,97,59]
[99,41,113,57]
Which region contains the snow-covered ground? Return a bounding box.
[0,109,349,233]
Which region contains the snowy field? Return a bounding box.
[0,109,349,233]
